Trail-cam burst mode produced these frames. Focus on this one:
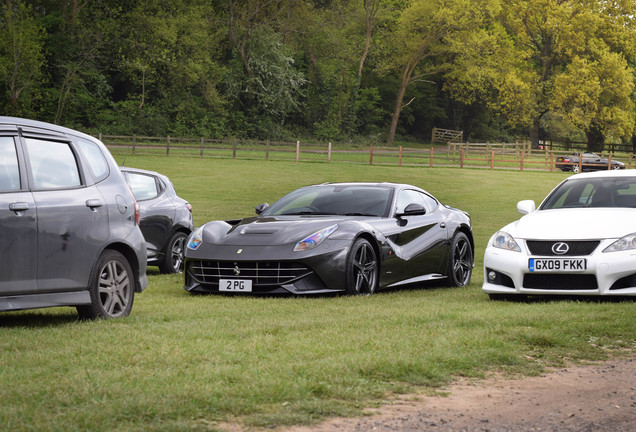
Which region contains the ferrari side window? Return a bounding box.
[396,190,435,214]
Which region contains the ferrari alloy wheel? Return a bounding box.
[77,250,134,319]
[447,232,473,287]
[159,231,187,274]
[345,238,378,295]
[572,165,580,173]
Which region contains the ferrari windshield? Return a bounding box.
[541,177,636,209]
[261,184,394,217]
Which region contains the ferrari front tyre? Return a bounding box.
[159,231,187,274]
[77,250,135,319]
[345,238,378,295]
[447,232,473,287]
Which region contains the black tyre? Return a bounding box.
[345,238,378,295]
[77,250,135,319]
[446,232,473,287]
[158,231,187,274]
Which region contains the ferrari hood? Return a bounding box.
[202,216,359,246]
[502,208,636,240]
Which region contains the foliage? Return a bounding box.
[0,0,634,147]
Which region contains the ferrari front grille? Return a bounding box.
[187,260,313,287]
[526,241,600,256]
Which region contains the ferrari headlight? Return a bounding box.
[187,226,204,250]
[294,224,338,252]
[492,231,521,252]
[604,233,636,252]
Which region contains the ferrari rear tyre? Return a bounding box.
[447,232,473,287]
[159,231,187,274]
[345,238,378,295]
[77,250,134,319]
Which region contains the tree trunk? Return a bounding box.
[530,117,540,149]
[387,78,408,147]
[585,124,605,153]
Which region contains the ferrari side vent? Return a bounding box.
[188,260,313,287]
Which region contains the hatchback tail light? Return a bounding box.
[126,185,141,225]
[186,202,193,213]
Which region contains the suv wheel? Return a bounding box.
[158,232,187,274]
[77,250,135,319]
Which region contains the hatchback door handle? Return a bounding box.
[9,202,29,213]
[86,199,103,209]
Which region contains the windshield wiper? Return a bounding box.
[340,212,378,217]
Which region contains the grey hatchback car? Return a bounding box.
[0,117,148,319]
[122,167,193,273]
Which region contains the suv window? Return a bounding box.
[76,138,109,181]
[126,172,163,201]
[25,138,81,189]
[0,137,20,191]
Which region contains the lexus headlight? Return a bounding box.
[187,226,204,250]
[492,231,521,252]
[604,233,636,253]
[294,224,338,252]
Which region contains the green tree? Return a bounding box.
[384,0,498,146]
[0,0,45,117]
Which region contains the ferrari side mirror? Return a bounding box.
[255,203,269,215]
[396,203,426,218]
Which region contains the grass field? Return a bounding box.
[1,157,634,431]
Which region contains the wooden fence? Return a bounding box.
[97,134,636,172]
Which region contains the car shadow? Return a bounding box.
[0,311,81,328]
[490,295,636,304]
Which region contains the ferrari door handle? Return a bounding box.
[440,222,446,228]
[9,202,29,213]
[86,199,103,209]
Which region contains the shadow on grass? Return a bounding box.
[488,294,636,303]
[0,311,80,328]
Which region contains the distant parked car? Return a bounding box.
[0,116,147,318]
[122,167,193,274]
[555,152,625,172]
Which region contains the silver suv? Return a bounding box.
[0,117,148,319]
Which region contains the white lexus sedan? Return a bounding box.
[483,169,636,299]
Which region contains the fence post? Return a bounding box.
[550,152,553,173]
[167,135,170,156]
[296,140,300,162]
[607,154,612,170]
[369,144,374,165]
[266,140,270,160]
[99,132,102,141]
[200,137,204,157]
[232,138,237,159]
[520,150,524,171]
[460,148,464,168]
[328,142,332,162]
[398,146,402,166]
[430,147,434,168]
[490,150,495,170]
[132,135,136,155]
